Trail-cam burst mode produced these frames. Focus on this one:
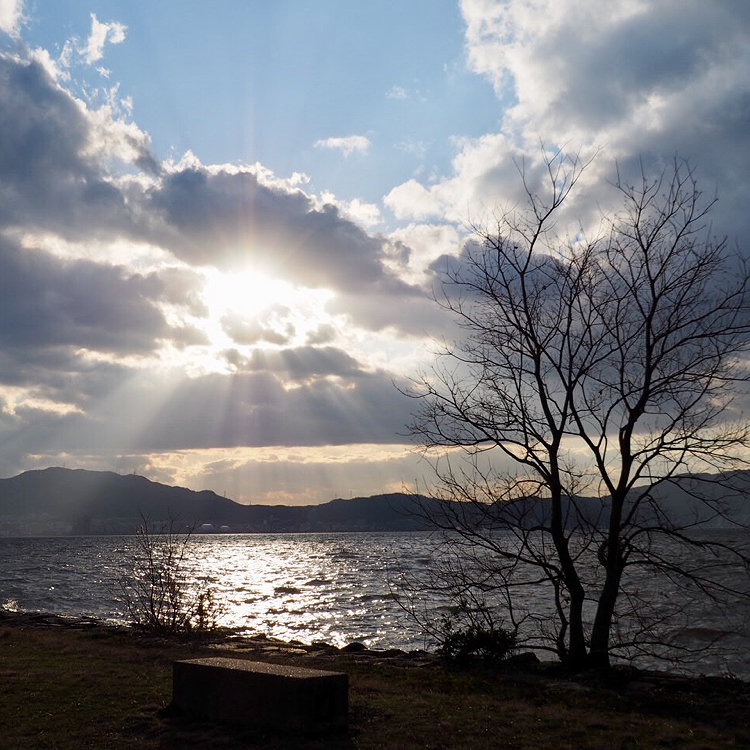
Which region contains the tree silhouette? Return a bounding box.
[410,153,750,671]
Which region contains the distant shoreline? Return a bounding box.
[0,467,434,535]
[0,527,428,538]
[3,467,749,537]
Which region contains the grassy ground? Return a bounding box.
[1,614,749,749]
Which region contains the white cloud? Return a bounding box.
[386,85,408,100]
[84,13,127,65]
[314,134,371,157]
[388,222,463,284]
[0,0,23,37]
[385,179,442,221]
[385,0,750,243]
[460,0,750,152]
[59,39,73,68]
[385,133,519,222]
[319,191,381,228]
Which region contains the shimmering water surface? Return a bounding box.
[0,532,434,650]
[1,531,748,678]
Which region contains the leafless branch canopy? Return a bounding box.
[409,153,750,671]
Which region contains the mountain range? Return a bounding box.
[0,466,747,536]
[0,467,432,536]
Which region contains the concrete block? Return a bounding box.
[172,657,348,731]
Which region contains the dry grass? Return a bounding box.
[1,616,748,749]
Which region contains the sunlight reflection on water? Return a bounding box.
[0,532,436,651]
[1,530,748,678]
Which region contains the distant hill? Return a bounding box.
[0,466,747,537]
[0,467,434,536]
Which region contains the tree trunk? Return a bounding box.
[550,485,588,669]
[587,543,624,670]
[565,579,588,670]
[588,584,618,669]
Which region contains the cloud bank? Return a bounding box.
[2,1,749,503]
[0,40,428,501]
[388,0,750,240]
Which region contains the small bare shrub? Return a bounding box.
[116,518,222,636]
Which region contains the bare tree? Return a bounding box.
[410,153,750,671]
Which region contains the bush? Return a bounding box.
[437,615,517,663]
[432,594,517,663]
[116,519,222,636]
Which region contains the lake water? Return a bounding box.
[0,532,435,650]
[1,531,748,678]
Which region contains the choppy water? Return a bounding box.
[1,531,748,678]
[0,532,434,650]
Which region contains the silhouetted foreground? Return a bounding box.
[1,610,748,748]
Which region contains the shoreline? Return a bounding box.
[0,607,438,667]
[3,606,748,688]
[2,608,749,748]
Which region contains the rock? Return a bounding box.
[502,652,541,671]
[342,641,367,652]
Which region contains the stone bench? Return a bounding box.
[171,657,348,732]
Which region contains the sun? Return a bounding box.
[194,267,337,355]
[202,268,296,320]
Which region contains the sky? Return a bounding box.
[0,0,748,505]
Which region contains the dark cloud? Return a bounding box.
[0,54,148,239]
[152,266,209,317]
[169,325,211,348]
[577,4,746,128]
[326,287,448,337]
[0,55,88,185]
[227,345,364,380]
[0,236,169,355]
[146,166,420,295]
[0,363,413,457]
[532,6,736,130]
[0,232,214,426]
[305,324,336,345]
[0,346,130,403]
[139,367,412,449]
[543,2,750,239]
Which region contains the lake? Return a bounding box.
[1,531,748,678]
